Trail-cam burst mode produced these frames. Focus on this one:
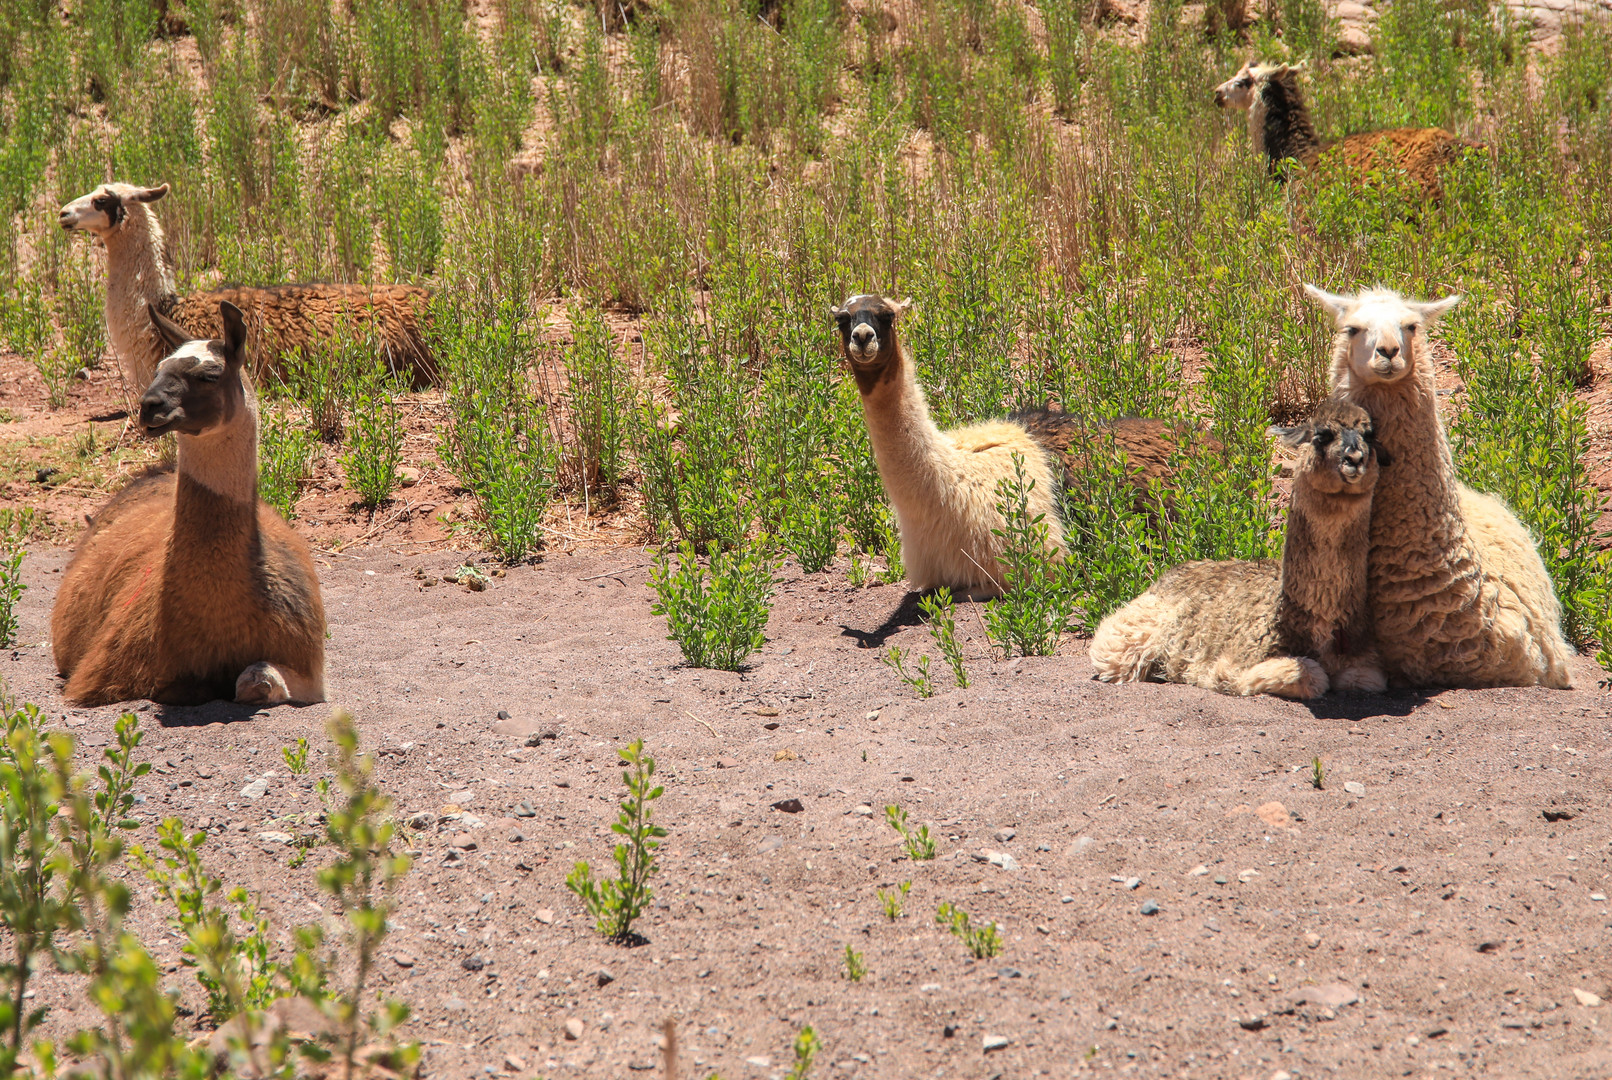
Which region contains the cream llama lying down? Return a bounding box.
[1089,398,1389,699]
[830,293,1199,598]
[1306,284,1573,689]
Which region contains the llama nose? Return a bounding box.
[1213,89,1226,106]
[1376,344,1400,360]
[58,210,72,228]
[850,326,876,351]
[140,397,177,430]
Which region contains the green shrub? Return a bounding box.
[650,540,775,671]
[341,359,404,508]
[259,405,316,519]
[935,901,1002,959]
[436,299,557,563]
[566,739,666,943]
[983,454,1079,658]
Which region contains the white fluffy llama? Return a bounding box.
[1305,284,1574,689]
[1089,397,1388,699]
[830,294,1195,597]
[51,301,327,706]
[58,181,435,393]
[1213,61,1481,196]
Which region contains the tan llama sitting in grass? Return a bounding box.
[1089,397,1388,699]
[830,293,1199,598]
[1305,284,1573,689]
[1213,61,1481,197]
[51,301,327,707]
[58,181,435,393]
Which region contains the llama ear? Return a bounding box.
[829,304,842,319]
[1302,283,1352,321]
[1273,424,1311,449]
[1289,59,1308,74]
[219,301,247,366]
[134,183,169,203]
[1411,294,1461,325]
[892,297,913,316]
[148,303,192,353]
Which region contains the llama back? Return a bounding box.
[172,283,435,387]
[52,471,175,695]
[1089,558,1284,688]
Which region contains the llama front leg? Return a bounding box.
[1233,656,1330,699]
[235,662,326,706]
[1331,652,1387,694]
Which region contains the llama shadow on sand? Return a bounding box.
[839,591,930,649]
[1300,691,1429,722]
[150,701,293,728]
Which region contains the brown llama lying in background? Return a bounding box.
[59,181,435,393]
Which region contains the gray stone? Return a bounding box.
[1140,900,1159,916]
[993,827,1016,842]
[1343,781,1367,796]
[563,1018,584,1041]
[982,1034,1012,1052]
[239,778,269,800]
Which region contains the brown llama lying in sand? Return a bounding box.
[58,181,435,392]
[1213,61,1481,197]
[1088,397,1389,699]
[51,301,327,707]
[831,293,1206,597]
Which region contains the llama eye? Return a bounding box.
[1344,327,1360,337]
[1237,78,1251,87]
[1405,324,1419,335]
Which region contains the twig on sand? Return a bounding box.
[686,710,719,739]
[579,565,648,582]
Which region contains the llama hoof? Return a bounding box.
[1333,662,1387,694]
[236,662,291,705]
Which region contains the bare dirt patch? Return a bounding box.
[6,543,1612,1078]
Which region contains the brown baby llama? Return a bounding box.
[1088,397,1389,699]
[831,293,1205,597]
[58,182,435,392]
[51,301,327,706]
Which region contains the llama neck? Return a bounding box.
[1251,72,1322,165]
[1339,352,1464,530]
[101,203,178,389]
[174,385,260,509]
[1279,479,1371,631]
[858,342,963,511]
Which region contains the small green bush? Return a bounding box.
[885,804,936,861]
[983,453,1078,658]
[259,405,316,520]
[936,901,1002,959]
[341,359,403,508]
[651,540,775,671]
[566,739,666,943]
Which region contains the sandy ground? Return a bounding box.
[6,540,1612,1080]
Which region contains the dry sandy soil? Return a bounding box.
[7,324,1612,1080]
[6,527,1612,1080]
